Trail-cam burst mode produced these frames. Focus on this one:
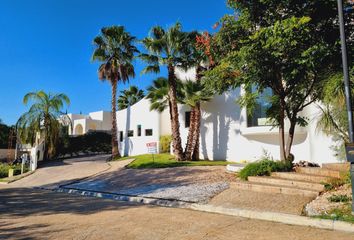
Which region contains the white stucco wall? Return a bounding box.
[116,98,161,156]
[178,89,339,165]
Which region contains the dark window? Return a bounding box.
[127,130,134,137]
[119,131,123,142]
[137,125,142,137]
[185,111,191,128]
[145,129,153,136]
[247,86,272,127]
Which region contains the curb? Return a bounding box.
[55,186,354,233]
[189,204,354,233]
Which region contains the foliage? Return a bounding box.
[0,163,29,179]
[120,154,231,169]
[323,172,351,191]
[0,120,16,149]
[203,0,354,161]
[92,25,139,159]
[16,91,70,160]
[316,204,354,224]
[317,67,354,160]
[118,85,145,110]
[327,194,352,203]
[56,131,111,157]
[239,158,292,180]
[159,135,172,153]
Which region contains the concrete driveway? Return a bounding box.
[1,188,353,240]
[3,154,114,189]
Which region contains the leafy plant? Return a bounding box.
[327,194,352,203]
[0,163,29,178]
[239,159,292,180]
[159,135,172,153]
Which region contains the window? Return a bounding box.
[247,86,272,127]
[137,125,142,137]
[185,111,191,128]
[127,130,134,137]
[119,131,123,142]
[145,129,153,136]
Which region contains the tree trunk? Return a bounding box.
[111,80,121,159]
[168,64,184,161]
[279,99,286,161]
[192,102,201,161]
[184,107,196,160]
[285,118,296,161]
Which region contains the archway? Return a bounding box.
[74,124,84,135]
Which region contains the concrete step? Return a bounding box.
[271,172,331,183]
[296,167,341,178]
[322,163,350,172]
[248,176,325,192]
[231,181,319,198]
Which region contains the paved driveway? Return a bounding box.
[3,154,114,189]
[0,188,353,240]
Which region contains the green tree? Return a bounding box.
[16,91,70,160]
[92,26,139,159]
[118,85,145,110]
[140,22,189,161]
[146,77,171,113]
[204,0,353,162]
[317,67,354,160]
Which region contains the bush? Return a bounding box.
[0,163,28,178]
[56,131,111,157]
[160,135,172,153]
[239,159,292,180]
[327,194,352,203]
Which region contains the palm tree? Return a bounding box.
[181,80,213,160]
[118,86,145,110]
[16,91,70,160]
[92,26,139,159]
[140,22,189,161]
[182,31,213,160]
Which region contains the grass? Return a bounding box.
[113,153,231,169]
[315,204,354,224]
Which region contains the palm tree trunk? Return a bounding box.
[111,80,121,159]
[184,107,196,160]
[168,64,184,161]
[192,102,201,161]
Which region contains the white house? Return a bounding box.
[63,68,341,165]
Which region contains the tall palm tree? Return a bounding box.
[16,91,70,160]
[140,22,189,161]
[118,86,145,110]
[181,80,213,160]
[146,77,170,113]
[92,26,139,159]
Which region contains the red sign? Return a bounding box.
[146,142,157,147]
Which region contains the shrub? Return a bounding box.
[239,159,292,180]
[327,194,352,203]
[56,131,111,157]
[0,163,28,178]
[160,135,172,153]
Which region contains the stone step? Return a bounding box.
[271,172,331,183]
[322,163,350,172]
[248,176,325,192]
[231,181,319,198]
[295,167,341,178]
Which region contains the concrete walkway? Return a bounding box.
[2,154,114,189]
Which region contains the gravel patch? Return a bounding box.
[305,184,352,216]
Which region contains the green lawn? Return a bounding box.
[114,153,231,169]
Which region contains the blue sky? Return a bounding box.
[0,0,229,125]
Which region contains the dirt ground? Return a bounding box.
[1,188,353,240]
[209,187,314,215]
